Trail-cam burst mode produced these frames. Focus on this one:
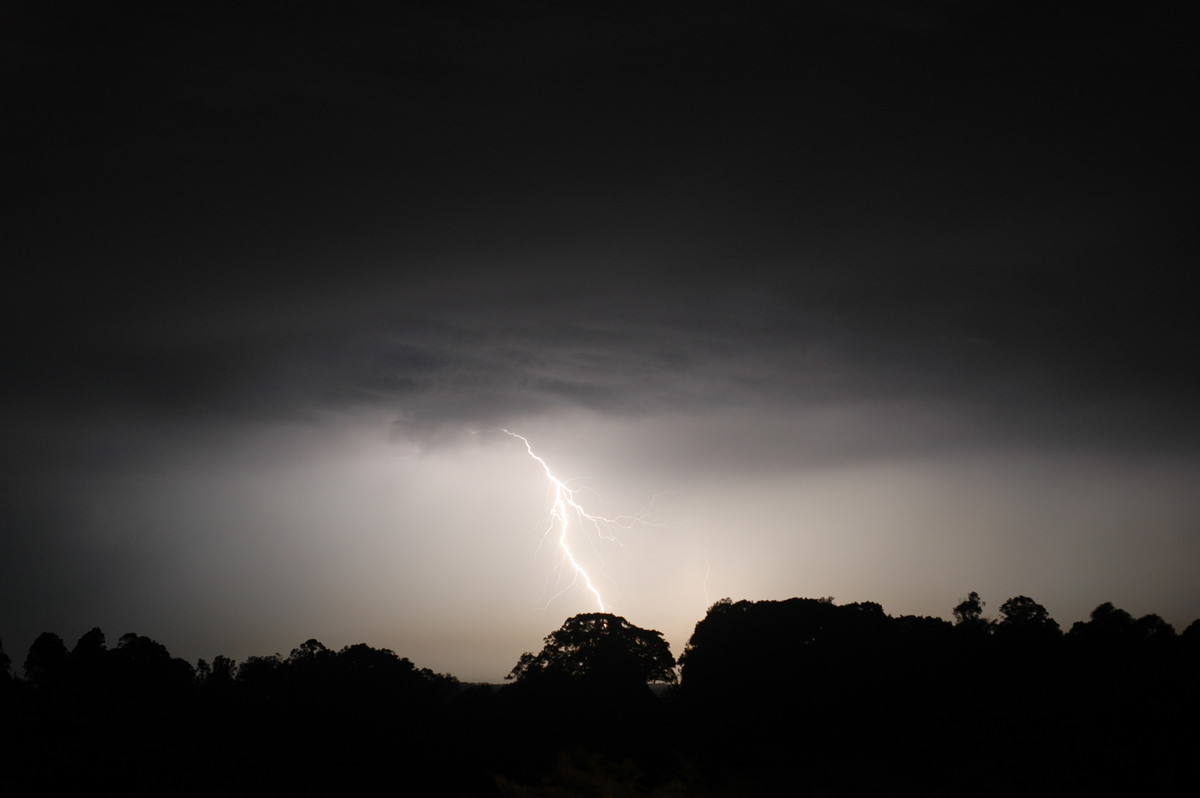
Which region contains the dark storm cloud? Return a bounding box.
[16,226,1191,458]
[5,0,1194,448]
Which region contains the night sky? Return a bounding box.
[4,1,1197,681]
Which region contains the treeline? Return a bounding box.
[2,631,470,793]
[675,596,1200,795]
[2,595,1197,796]
[10,630,460,713]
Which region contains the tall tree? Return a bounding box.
[24,632,68,690]
[953,592,986,626]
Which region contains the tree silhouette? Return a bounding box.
[1132,613,1176,643]
[111,632,194,700]
[24,632,68,690]
[68,627,110,697]
[995,595,1060,644]
[508,613,676,689]
[951,591,992,644]
[1069,602,1134,645]
[952,591,986,625]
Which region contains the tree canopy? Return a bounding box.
[995,595,1061,644]
[507,613,677,688]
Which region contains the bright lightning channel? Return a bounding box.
[503,429,653,612]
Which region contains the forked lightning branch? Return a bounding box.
[503,430,654,612]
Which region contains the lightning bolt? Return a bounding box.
[502,429,653,612]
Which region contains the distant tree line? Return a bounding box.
[2,594,1196,795]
